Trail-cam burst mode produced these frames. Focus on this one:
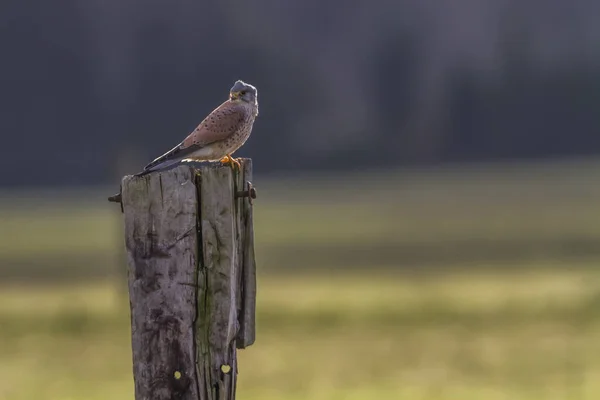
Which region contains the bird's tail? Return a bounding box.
[135,157,187,177]
[134,142,186,176]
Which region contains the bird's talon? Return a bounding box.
[220,154,241,170]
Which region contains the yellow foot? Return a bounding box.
[220,154,241,170]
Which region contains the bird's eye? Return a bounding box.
[240,91,246,95]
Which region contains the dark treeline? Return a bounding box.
[1,0,599,187]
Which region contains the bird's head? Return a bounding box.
[229,80,257,105]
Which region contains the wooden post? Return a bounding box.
[118,159,256,400]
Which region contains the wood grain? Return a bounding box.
[121,159,256,400]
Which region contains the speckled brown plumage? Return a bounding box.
[140,80,258,174]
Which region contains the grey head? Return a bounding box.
[229,80,258,105]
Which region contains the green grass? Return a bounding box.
[1,158,600,398]
[2,158,600,278]
[1,268,600,400]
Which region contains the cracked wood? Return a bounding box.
[121,159,256,400]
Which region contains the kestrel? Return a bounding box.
[138,80,259,175]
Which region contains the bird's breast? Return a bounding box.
[224,117,255,152]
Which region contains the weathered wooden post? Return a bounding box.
[111,159,256,400]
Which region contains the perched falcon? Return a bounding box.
[138,80,259,175]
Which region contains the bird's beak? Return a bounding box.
[230,91,241,100]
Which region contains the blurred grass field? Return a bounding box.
[1,269,600,400]
[1,158,600,399]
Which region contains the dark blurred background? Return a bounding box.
[2,0,600,186]
[1,1,600,399]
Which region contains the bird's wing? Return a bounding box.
[142,101,246,172]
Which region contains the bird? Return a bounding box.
[137,80,259,176]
